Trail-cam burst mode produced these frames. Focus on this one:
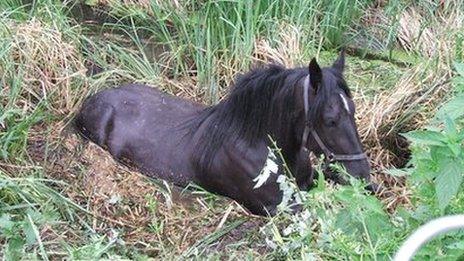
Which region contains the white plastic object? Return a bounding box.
[394,215,464,261]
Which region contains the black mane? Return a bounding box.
[191,64,350,171]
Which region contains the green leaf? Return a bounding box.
[435,94,464,121]
[443,116,457,137]
[334,187,356,203]
[364,212,392,243]
[334,208,361,236]
[5,236,25,261]
[454,62,464,77]
[453,76,464,92]
[443,117,462,157]
[434,159,464,210]
[0,214,14,231]
[363,196,386,215]
[85,0,99,6]
[402,130,446,146]
[410,205,432,222]
[23,217,37,246]
[431,146,452,163]
[447,143,461,157]
[448,241,464,250]
[385,168,411,177]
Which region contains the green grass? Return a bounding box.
[97,0,374,102]
[1,0,464,259]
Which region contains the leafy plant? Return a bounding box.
[403,62,464,211]
[259,163,404,260]
[255,141,400,259]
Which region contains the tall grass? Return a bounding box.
[102,0,373,102]
[0,1,117,259]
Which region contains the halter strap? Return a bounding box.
[301,76,311,149]
[301,75,366,162]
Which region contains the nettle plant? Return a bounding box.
[403,63,464,213]
[256,140,403,259]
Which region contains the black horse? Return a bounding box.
[74,52,371,215]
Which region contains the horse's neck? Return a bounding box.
[280,143,298,169]
[190,89,302,171]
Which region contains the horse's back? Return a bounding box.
[82,84,202,115]
[75,84,203,185]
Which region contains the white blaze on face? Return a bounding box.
[339,93,350,113]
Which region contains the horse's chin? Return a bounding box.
[326,171,384,195]
[323,169,347,184]
[323,162,382,194]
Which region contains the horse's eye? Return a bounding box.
[325,119,337,127]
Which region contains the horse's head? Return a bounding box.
[301,52,371,186]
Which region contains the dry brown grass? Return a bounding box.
[397,3,463,59]
[253,24,305,68]
[357,63,450,165]
[5,19,88,114]
[353,2,462,206]
[358,2,461,165]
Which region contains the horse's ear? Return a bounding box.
[308,58,322,92]
[332,49,345,73]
